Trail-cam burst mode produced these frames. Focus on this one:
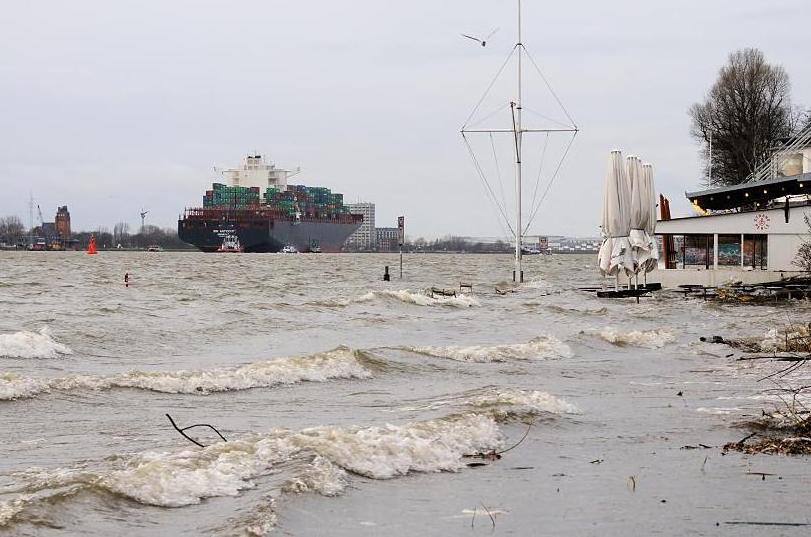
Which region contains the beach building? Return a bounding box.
[655,139,811,287]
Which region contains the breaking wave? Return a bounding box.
[398,387,579,419]
[0,382,580,530]
[356,289,480,308]
[404,336,572,362]
[546,304,608,316]
[595,328,675,349]
[0,328,72,359]
[466,387,580,417]
[0,413,502,529]
[0,347,372,401]
[0,373,48,401]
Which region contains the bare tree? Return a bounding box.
[0,216,25,244]
[689,48,796,187]
[113,222,130,246]
[793,215,811,274]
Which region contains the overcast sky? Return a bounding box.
[1,0,808,239]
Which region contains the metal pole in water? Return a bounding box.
[399,248,403,279]
[514,0,524,283]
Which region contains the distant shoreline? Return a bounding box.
[2,249,597,255]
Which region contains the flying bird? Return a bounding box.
[461,27,499,47]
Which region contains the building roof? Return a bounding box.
[686,173,811,211]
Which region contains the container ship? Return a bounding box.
[178,155,362,253]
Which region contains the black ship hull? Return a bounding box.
[178,217,361,253]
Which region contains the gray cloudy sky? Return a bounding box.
[1,0,808,239]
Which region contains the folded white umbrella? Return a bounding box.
[598,150,633,278]
[642,163,659,273]
[627,155,648,273]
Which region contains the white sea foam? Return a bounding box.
[101,439,284,507]
[287,413,501,479]
[596,328,675,348]
[0,413,502,524]
[696,407,741,415]
[0,328,72,359]
[0,496,28,527]
[0,347,371,400]
[0,373,49,400]
[407,336,572,363]
[282,455,348,496]
[467,388,580,416]
[241,497,279,537]
[356,289,480,308]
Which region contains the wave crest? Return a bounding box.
[0,328,72,359]
[356,289,480,308]
[405,336,572,362]
[1,347,372,400]
[596,328,675,348]
[0,413,502,527]
[467,387,580,417]
[0,373,49,401]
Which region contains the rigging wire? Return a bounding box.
[462,133,516,237]
[523,47,578,129]
[466,102,512,131]
[523,131,578,233]
[525,132,550,226]
[520,105,575,130]
[490,132,509,222]
[461,46,518,130]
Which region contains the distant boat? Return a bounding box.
[216,235,243,253]
[147,245,163,252]
[309,245,322,253]
[281,244,298,254]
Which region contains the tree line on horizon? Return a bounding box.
[0,217,191,250]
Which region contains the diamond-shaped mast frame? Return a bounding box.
[461,0,578,283]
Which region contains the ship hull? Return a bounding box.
[178,218,361,253]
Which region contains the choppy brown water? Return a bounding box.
[1,252,810,536]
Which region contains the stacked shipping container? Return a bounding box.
[202,182,351,218]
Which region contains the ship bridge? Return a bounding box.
[223,154,292,189]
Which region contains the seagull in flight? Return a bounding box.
[461,27,499,47]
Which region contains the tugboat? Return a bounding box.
[217,235,243,253]
[281,244,298,254]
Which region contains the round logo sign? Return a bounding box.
[753,213,770,231]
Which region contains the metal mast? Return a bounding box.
[461,0,578,284]
[514,0,523,283]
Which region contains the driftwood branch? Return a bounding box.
[480,502,496,529]
[496,422,532,455]
[166,413,228,448]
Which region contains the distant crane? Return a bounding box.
[140,209,149,233]
[36,204,45,228]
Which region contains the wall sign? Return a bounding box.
[753,213,770,231]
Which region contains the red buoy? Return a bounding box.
[87,235,97,255]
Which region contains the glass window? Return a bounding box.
[682,234,713,268]
[743,234,768,270]
[718,234,742,266]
